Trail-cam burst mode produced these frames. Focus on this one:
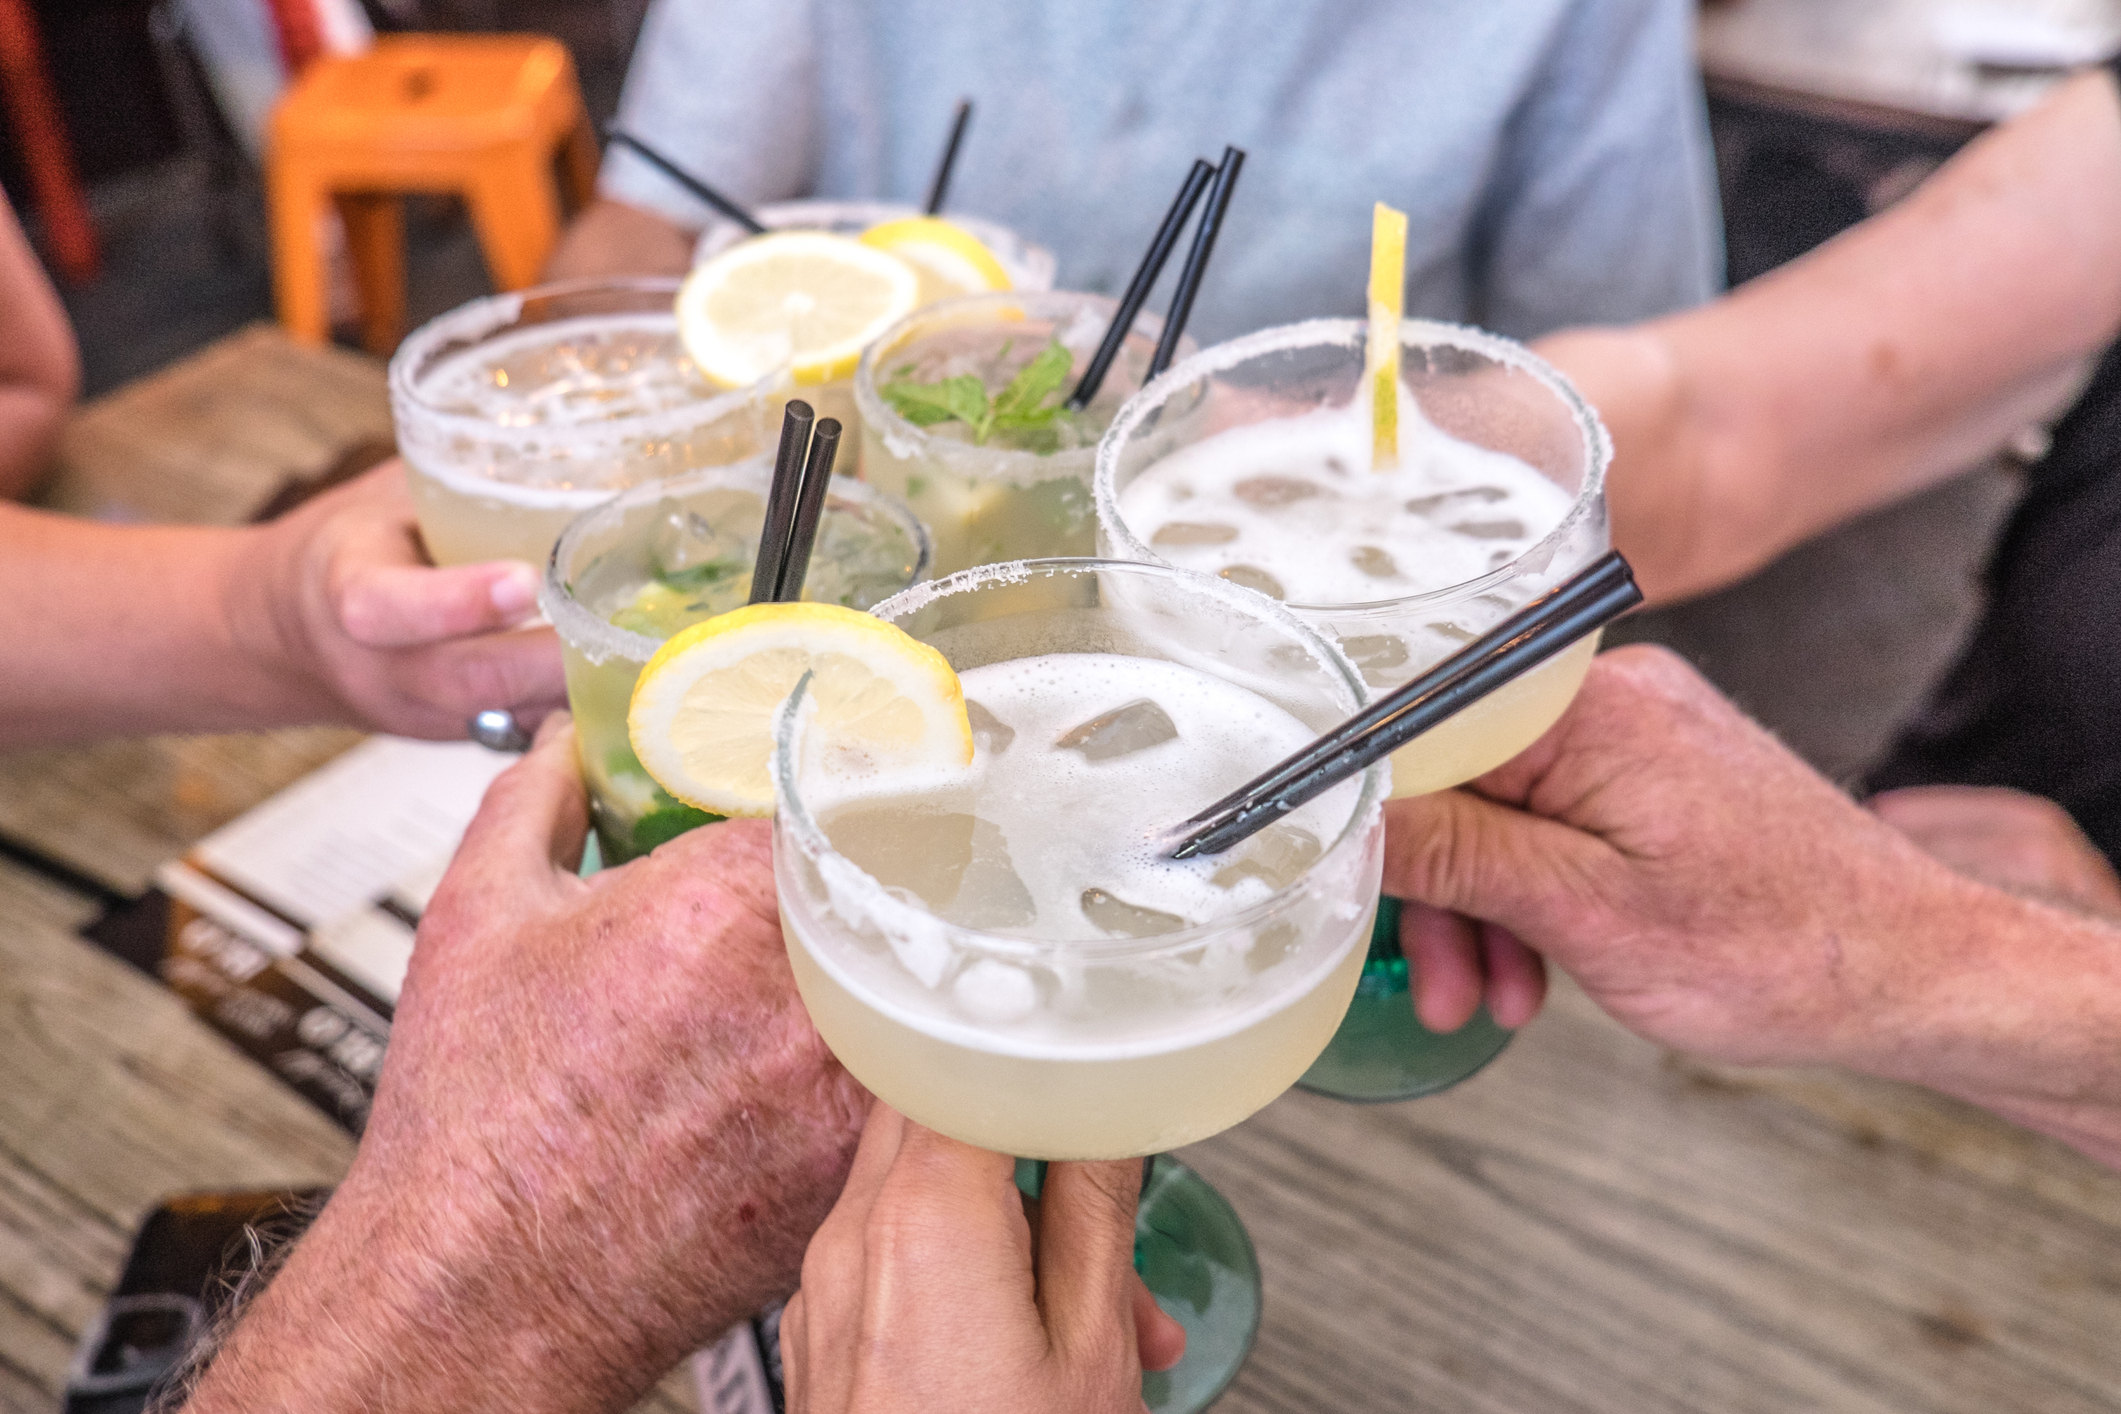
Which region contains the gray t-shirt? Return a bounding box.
[602,0,1722,342]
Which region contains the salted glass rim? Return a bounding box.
[539,457,933,666]
[771,555,1386,965]
[1092,316,1613,615]
[851,289,1183,476]
[389,276,764,446]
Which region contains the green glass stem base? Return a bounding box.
[1016,1155,1260,1414]
[1298,896,1514,1102]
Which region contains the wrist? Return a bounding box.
[213,519,343,729]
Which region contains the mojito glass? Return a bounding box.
[1096,318,1611,1100]
[854,290,1185,575]
[391,278,764,568]
[543,461,929,865]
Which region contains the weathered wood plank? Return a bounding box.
[39,323,392,527]
[1186,979,2121,1413]
[0,727,363,897]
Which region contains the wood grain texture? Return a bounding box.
[37,324,394,528]
[1180,978,2121,1413]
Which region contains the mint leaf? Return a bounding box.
[993,340,1074,427]
[881,374,991,437]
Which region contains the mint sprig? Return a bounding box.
[881,339,1075,446]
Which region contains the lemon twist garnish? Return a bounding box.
[1367,201,1408,471]
[627,602,973,819]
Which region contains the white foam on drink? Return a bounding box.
[1115,398,1573,606]
[419,315,713,428]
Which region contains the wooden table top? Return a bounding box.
[4,325,2118,1414]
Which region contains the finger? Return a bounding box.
[1035,1158,1145,1364]
[1382,790,1610,962]
[794,1106,909,1414]
[780,1291,810,1414]
[384,626,569,732]
[338,559,545,647]
[1403,902,1483,1034]
[1481,924,1548,1029]
[437,712,588,895]
[1131,1271,1187,1373]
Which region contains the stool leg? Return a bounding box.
[466,144,562,290]
[560,115,599,213]
[268,161,332,345]
[336,192,405,355]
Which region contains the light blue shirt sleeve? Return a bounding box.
[1470,0,1725,335]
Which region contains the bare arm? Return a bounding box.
[0,191,80,500]
[544,197,698,281]
[0,462,561,747]
[1541,68,2121,603]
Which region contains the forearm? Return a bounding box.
[544,198,697,281]
[0,507,318,746]
[1576,68,2121,603]
[1858,876,2121,1168]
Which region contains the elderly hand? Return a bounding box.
[1381,648,2121,1155]
[783,1104,1185,1414]
[180,715,870,1413]
[231,458,566,738]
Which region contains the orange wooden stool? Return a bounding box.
[267,34,597,353]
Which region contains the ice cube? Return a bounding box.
[1430,622,1477,645]
[1151,521,1241,547]
[946,817,1038,930]
[1211,823,1323,891]
[1405,486,1507,516]
[1081,887,1191,938]
[1448,518,1528,541]
[1054,698,1179,761]
[953,959,1037,1022]
[966,699,1016,756]
[1233,474,1330,507]
[1350,545,1399,578]
[827,804,973,914]
[1339,634,1409,687]
[649,505,748,578]
[1218,564,1285,599]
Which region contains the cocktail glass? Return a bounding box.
[853,290,1187,575]
[1095,318,1610,1101]
[773,558,1386,1411]
[696,200,1058,434]
[390,278,765,568]
[542,460,929,866]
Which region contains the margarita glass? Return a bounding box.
[390,278,765,568]
[696,200,1057,435]
[1096,319,1610,1101]
[854,290,1188,575]
[773,557,1384,1413]
[543,461,929,865]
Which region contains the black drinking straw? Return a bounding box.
[1067,158,1215,411]
[749,401,816,604]
[773,418,842,603]
[924,100,974,215]
[1165,550,1644,860]
[1147,146,1245,380]
[603,127,767,235]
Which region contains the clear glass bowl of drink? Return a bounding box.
[853,290,1193,575]
[390,278,767,568]
[543,461,929,866]
[1095,318,1611,1100]
[773,556,1385,1413]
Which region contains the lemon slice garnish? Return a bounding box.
[1367,201,1408,470]
[677,231,921,388]
[859,216,1014,305]
[628,602,972,818]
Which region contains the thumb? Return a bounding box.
[427,713,590,922]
